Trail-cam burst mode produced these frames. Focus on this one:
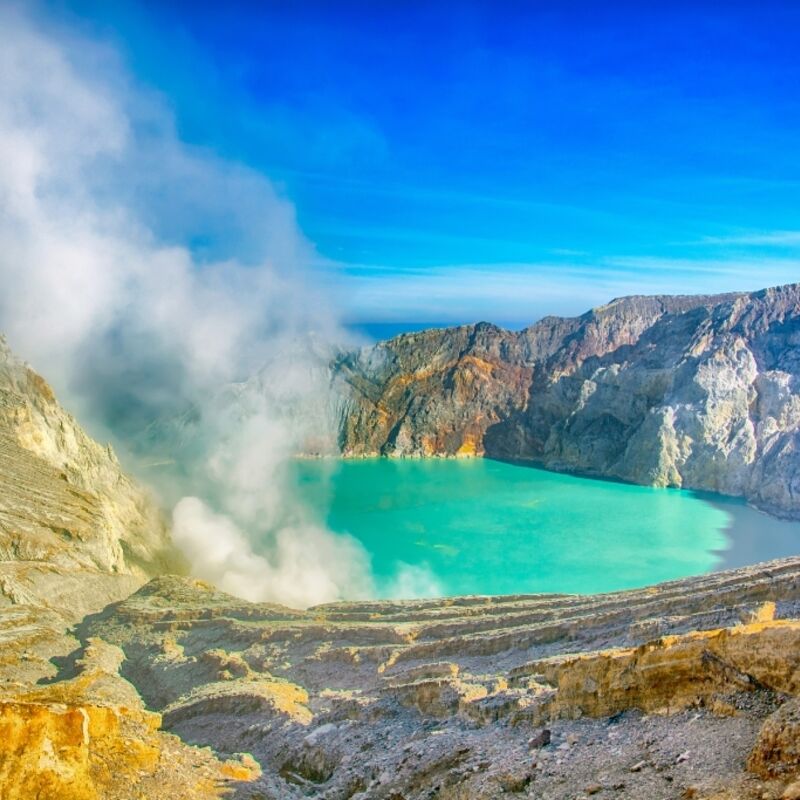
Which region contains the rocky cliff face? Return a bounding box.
[334,283,800,518]
[0,336,179,613]
[0,339,256,800]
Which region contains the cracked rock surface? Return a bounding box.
[69,563,800,799]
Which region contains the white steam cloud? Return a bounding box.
[172,498,374,607]
[0,7,439,606]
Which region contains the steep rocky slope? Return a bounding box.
[0,337,179,613]
[334,283,800,519]
[0,338,260,799]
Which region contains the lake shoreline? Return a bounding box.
[291,457,774,598]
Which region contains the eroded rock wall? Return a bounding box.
[0,339,255,799]
[334,283,800,518]
[0,336,179,612]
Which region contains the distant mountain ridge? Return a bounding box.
[333,283,800,519]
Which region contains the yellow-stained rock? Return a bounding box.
[0,697,261,800]
[516,620,800,720]
[0,701,159,800]
[749,697,800,780]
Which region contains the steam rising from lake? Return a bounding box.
[0,7,438,606]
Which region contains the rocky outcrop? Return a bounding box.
[335,322,535,457]
[0,336,179,612]
[0,631,260,800]
[749,696,800,780]
[0,340,257,799]
[334,283,800,518]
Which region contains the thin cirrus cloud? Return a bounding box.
[697,230,800,247]
[341,255,800,326]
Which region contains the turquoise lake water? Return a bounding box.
[291,458,800,598]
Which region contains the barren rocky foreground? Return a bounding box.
[72,561,800,800]
[6,552,800,800]
[2,284,800,799]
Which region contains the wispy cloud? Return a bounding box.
[342,255,800,325]
[698,230,800,247]
[604,255,800,280]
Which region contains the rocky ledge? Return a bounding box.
[333,283,800,520]
[31,557,800,800]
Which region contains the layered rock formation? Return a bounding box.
[0,336,179,613]
[6,541,800,798]
[334,283,800,519]
[0,340,254,799]
[71,559,800,799]
[2,312,800,798]
[0,617,261,800]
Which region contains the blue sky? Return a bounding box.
[43,1,800,328]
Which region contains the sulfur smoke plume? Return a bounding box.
[0,7,432,606]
